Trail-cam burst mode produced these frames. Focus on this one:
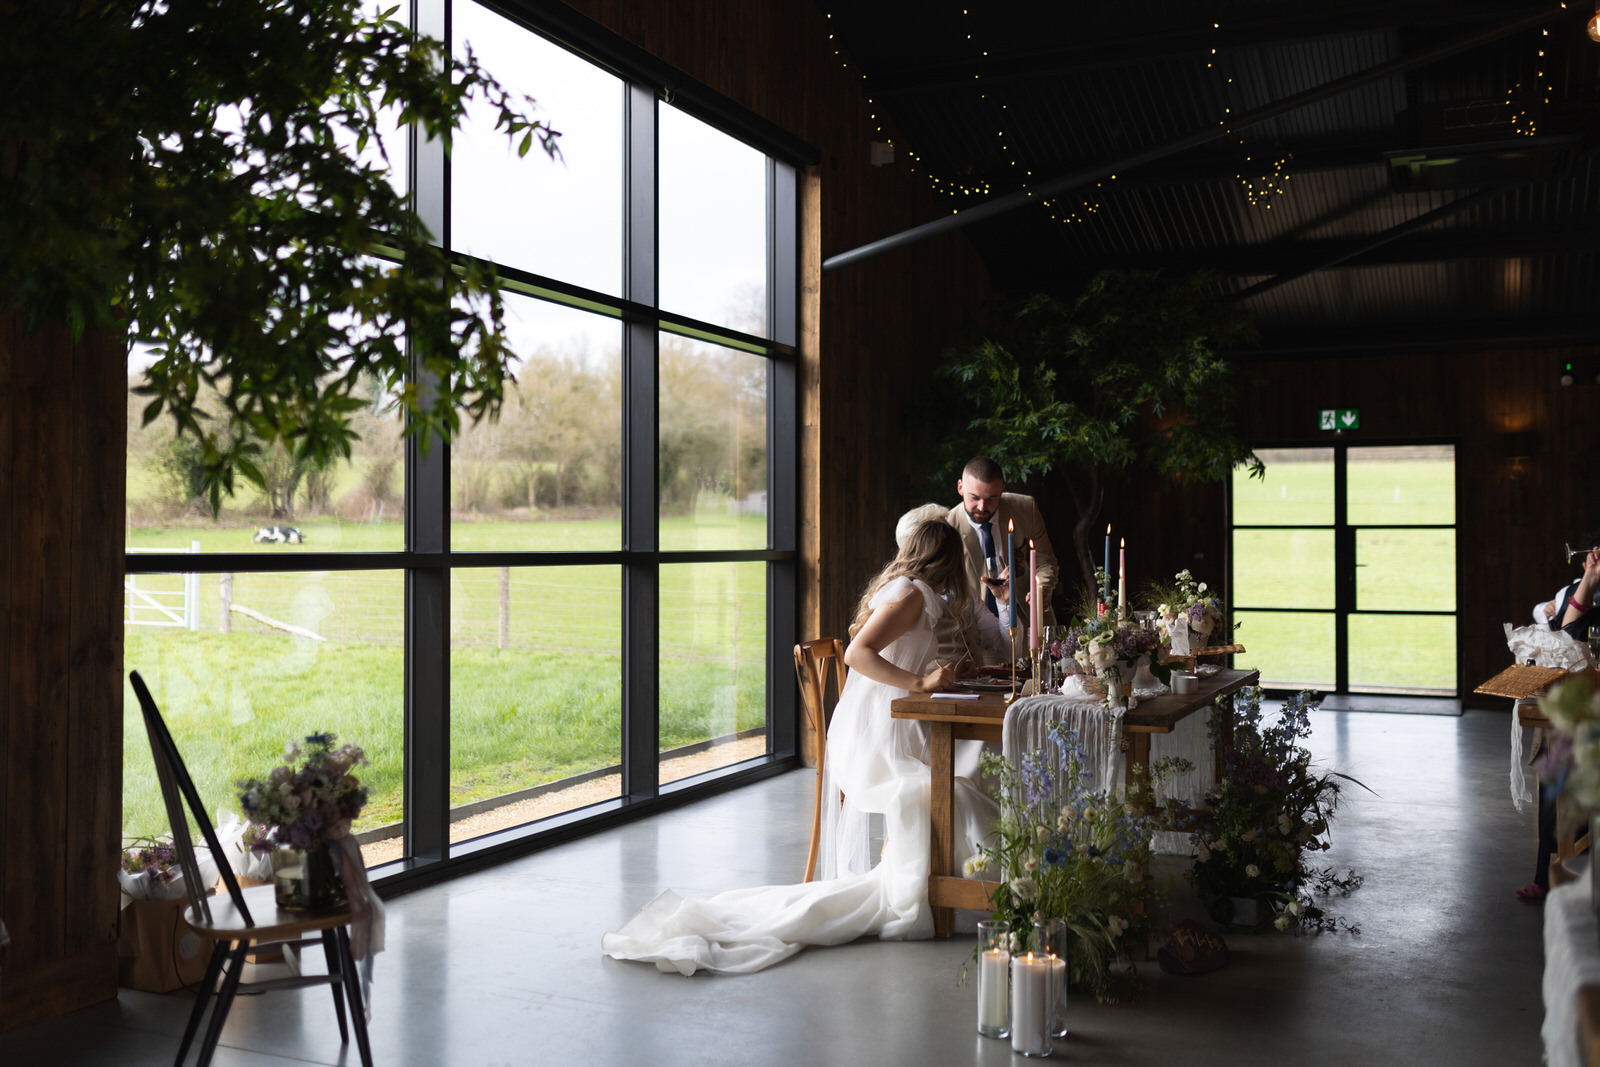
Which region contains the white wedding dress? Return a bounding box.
[602,577,998,975]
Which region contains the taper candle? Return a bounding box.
[1029,540,1040,649]
[1103,524,1111,602]
[1007,520,1016,631]
[1118,538,1126,622]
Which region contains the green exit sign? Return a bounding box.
[1318,408,1359,431]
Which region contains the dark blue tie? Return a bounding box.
[978,521,998,616]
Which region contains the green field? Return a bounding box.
[123,514,767,839]
[1231,453,1457,692]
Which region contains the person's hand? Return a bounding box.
[917,660,960,692]
[1540,600,1556,620]
[953,653,975,678]
[1581,549,1600,597]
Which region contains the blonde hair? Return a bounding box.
[849,519,968,638]
[895,503,948,549]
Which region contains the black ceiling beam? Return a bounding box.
[824,4,1563,275]
[1232,315,1597,361]
[861,1,1547,98]
[1120,228,1600,278]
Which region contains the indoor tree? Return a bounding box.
[940,270,1264,591]
[0,0,561,509]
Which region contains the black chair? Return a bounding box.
[129,670,374,1067]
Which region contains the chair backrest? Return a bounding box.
[793,638,847,747]
[129,671,255,928]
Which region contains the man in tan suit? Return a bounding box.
[946,456,1059,633]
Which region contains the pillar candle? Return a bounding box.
[1118,537,1127,622]
[1029,540,1040,649]
[1007,520,1016,632]
[978,947,1010,1035]
[1011,953,1051,1056]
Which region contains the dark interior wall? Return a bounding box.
[558,0,993,642]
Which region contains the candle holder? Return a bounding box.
[976,920,1012,1039]
[1010,952,1054,1057]
[1007,626,1019,703]
[1032,919,1069,1039]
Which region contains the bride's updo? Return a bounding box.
[848,519,969,638]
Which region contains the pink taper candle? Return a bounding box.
[1029,540,1040,649]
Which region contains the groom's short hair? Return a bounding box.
[963,456,1004,484]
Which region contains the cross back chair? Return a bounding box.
[128,670,373,1067]
[793,638,848,882]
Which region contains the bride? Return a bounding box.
[602,519,1001,975]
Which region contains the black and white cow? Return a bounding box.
[252,525,306,544]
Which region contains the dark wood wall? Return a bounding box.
[560,0,994,650]
[0,315,125,1029]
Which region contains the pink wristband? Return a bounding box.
[1572,596,1592,614]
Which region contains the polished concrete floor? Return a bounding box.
[6,708,1548,1066]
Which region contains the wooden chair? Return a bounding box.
[128,670,373,1067]
[794,638,848,881]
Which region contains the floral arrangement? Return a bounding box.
[121,837,180,889]
[238,732,370,852]
[1187,688,1362,930]
[1146,569,1229,644]
[1536,674,1600,815]
[966,725,1168,1000]
[1051,614,1164,708]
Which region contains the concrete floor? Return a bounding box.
[5,708,1548,1066]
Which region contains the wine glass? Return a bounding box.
[1588,626,1600,662]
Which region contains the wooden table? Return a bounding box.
[890,667,1261,936]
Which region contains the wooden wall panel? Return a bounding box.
[0,316,123,1029]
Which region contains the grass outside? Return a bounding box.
[1232,455,1456,692]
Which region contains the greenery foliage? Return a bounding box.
[1,0,560,510]
[970,726,1168,1001]
[1186,688,1363,930]
[938,271,1263,590]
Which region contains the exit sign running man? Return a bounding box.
[1319,408,1359,431]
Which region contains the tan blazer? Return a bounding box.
[946,493,1059,628]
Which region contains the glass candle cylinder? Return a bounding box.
[1010,952,1053,1057]
[975,920,1011,1039]
[1032,919,1069,1038]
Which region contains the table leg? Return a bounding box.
[1213,691,1237,784]
[929,721,955,938]
[1123,731,1152,798]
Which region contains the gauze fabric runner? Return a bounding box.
[1503,622,1587,810]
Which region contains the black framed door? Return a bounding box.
[1231,443,1457,696]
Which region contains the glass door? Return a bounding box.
[1232,444,1457,695]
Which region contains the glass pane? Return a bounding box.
[1232,529,1335,609]
[450,294,622,549]
[1233,611,1335,690]
[452,1,623,295]
[660,562,768,784]
[449,566,621,838]
[1357,528,1457,611]
[659,335,768,551]
[1232,447,1333,525]
[1347,445,1455,525]
[124,571,404,868]
[659,106,768,334]
[127,346,406,553]
[1349,614,1455,693]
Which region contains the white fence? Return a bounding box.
[125,542,200,631]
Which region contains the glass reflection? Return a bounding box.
[658,333,768,551]
[659,106,768,334]
[452,0,623,294]
[450,293,623,550]
[660,562,768,784]
[123,570,404,867]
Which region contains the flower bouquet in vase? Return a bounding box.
[238,732,369,910]
[1146,570,1229,656]
[1063,616,1163,710]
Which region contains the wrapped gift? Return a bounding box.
[117,895,210,992]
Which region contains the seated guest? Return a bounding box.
[1558,537,1600,641]
[897,503,1014,667]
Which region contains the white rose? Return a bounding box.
[1287,900,1304,917]
[1087,637,1115,671]
[1246,864,1260,878]
[1274,915,1291,932]
[1107,914,1128,937]
[1197,582,1208,593]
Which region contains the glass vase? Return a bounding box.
[271,844,347,910]
[976,920,1011,1039]
[1031,920,1069,1039]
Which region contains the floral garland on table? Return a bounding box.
[1187,688,1364,931]
[238,732,370,852]
[966,725,1174,1001]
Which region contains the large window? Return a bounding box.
[123,1,800,882]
